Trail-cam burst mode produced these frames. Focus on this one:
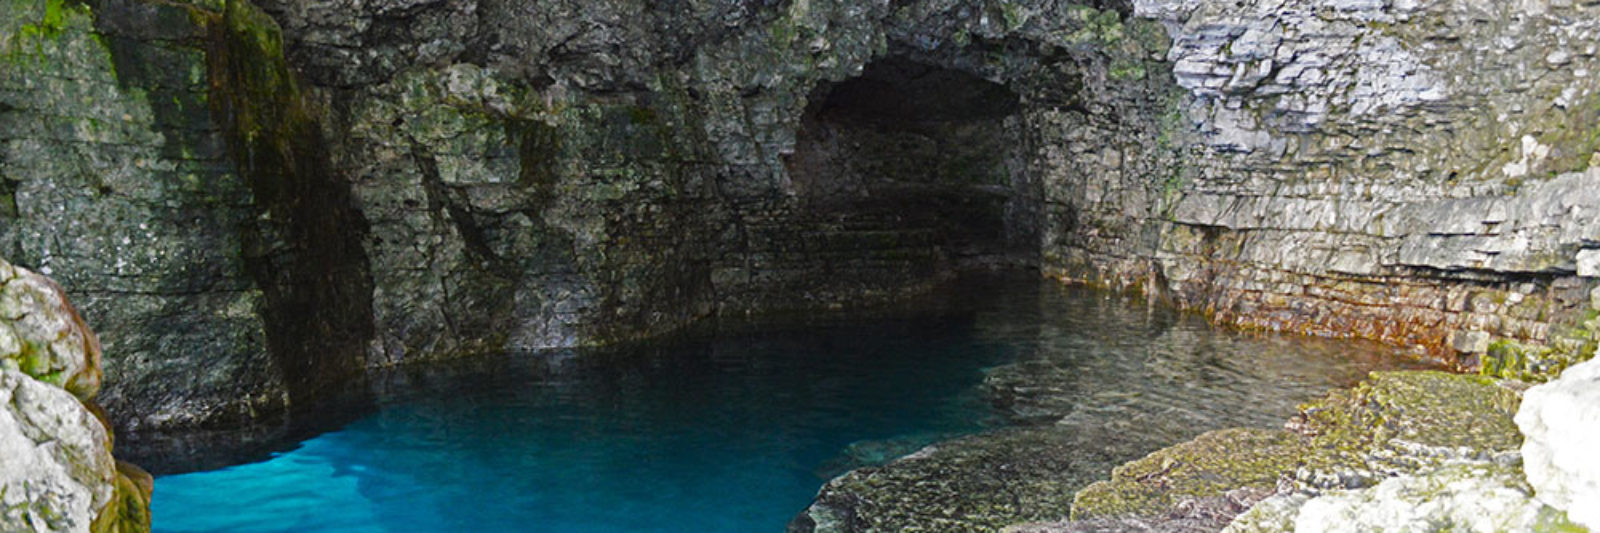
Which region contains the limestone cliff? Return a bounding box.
[3,0,1598,466]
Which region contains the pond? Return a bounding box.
[151,272,1428,532]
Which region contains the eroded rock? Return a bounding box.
[0,258,149,533]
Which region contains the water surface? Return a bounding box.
[153,273,1426,532]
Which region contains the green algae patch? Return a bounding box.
[6,0,93,64]
[91,460,152,533]
[1480,321,1598,383]
[1299,371,1521,461]
[1070,428,1302,520]
[1067,370,1530,524]
[1291,370,1524,490]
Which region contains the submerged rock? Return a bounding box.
[790,427,1110,533]
[0,258,149,533]
[1516,356,1600,529]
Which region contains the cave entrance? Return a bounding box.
[720,57,1038,312]
[788,57,1037,265]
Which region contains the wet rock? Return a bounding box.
[790,427,1125,533]
[1289,371,1523,489]
[1010,371,1529,531]
[1516,355,1600,529]
[1069,428,1300,521]
[0,0,285,435]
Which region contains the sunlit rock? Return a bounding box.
[1516,355,1600,529]
[1224,464,1577,533]
[0,258,149,533]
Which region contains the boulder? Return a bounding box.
[0,258,149,533]
[1515,355,1600,529]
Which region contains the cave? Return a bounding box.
[789,57,1036,265]
[12,0,1600,530]
[728,57,1040,310]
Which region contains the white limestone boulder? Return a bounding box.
[1515,355,1600,529]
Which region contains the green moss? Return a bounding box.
[1481,321,1597,382]
[1108,58,1146,81]
[952,28,971,47]
[91,461,152,533]
[1060,5,1124,46]
[6,0,92,65]
[1071,371,1528,521]
[1070,428,1303,520]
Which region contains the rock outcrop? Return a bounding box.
[1516,354,1600,529]
[0,258,150,532]
[1007,370,1586,533]
[1089,0,1600,370]
[1222,464,1573,533]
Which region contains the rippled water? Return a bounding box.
[152,273,1427,532]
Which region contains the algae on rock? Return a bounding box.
[0,257,149,533]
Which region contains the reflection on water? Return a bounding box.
[152,272,1427,532]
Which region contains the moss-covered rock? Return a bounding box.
[1049,370,1527,529]
[1292,370,1523,489]
[0,258,101,399]
[790,427,1107,533]
[1070,428,1301,520]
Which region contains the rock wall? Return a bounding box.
[1,0,1175,447]
[1049,0,1600,372]
[1,0,286,436]
[0,257,149,532]
[5,0,1600,454]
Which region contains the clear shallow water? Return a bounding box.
[152,274,1427,532]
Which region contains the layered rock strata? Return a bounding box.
[4,0,1600,463]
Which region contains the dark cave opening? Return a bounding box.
[787,56,1039,267]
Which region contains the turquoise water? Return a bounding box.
[152,274,1422,532]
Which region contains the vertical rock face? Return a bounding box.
[1082,0,1600,369]
[0,258,150,533]
[1516,355,1600,529]
[4,0,1600,450]
[1,0,286,435]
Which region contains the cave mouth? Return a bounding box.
[786,57,1039,268]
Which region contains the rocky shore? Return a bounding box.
[795,348,1599,532]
